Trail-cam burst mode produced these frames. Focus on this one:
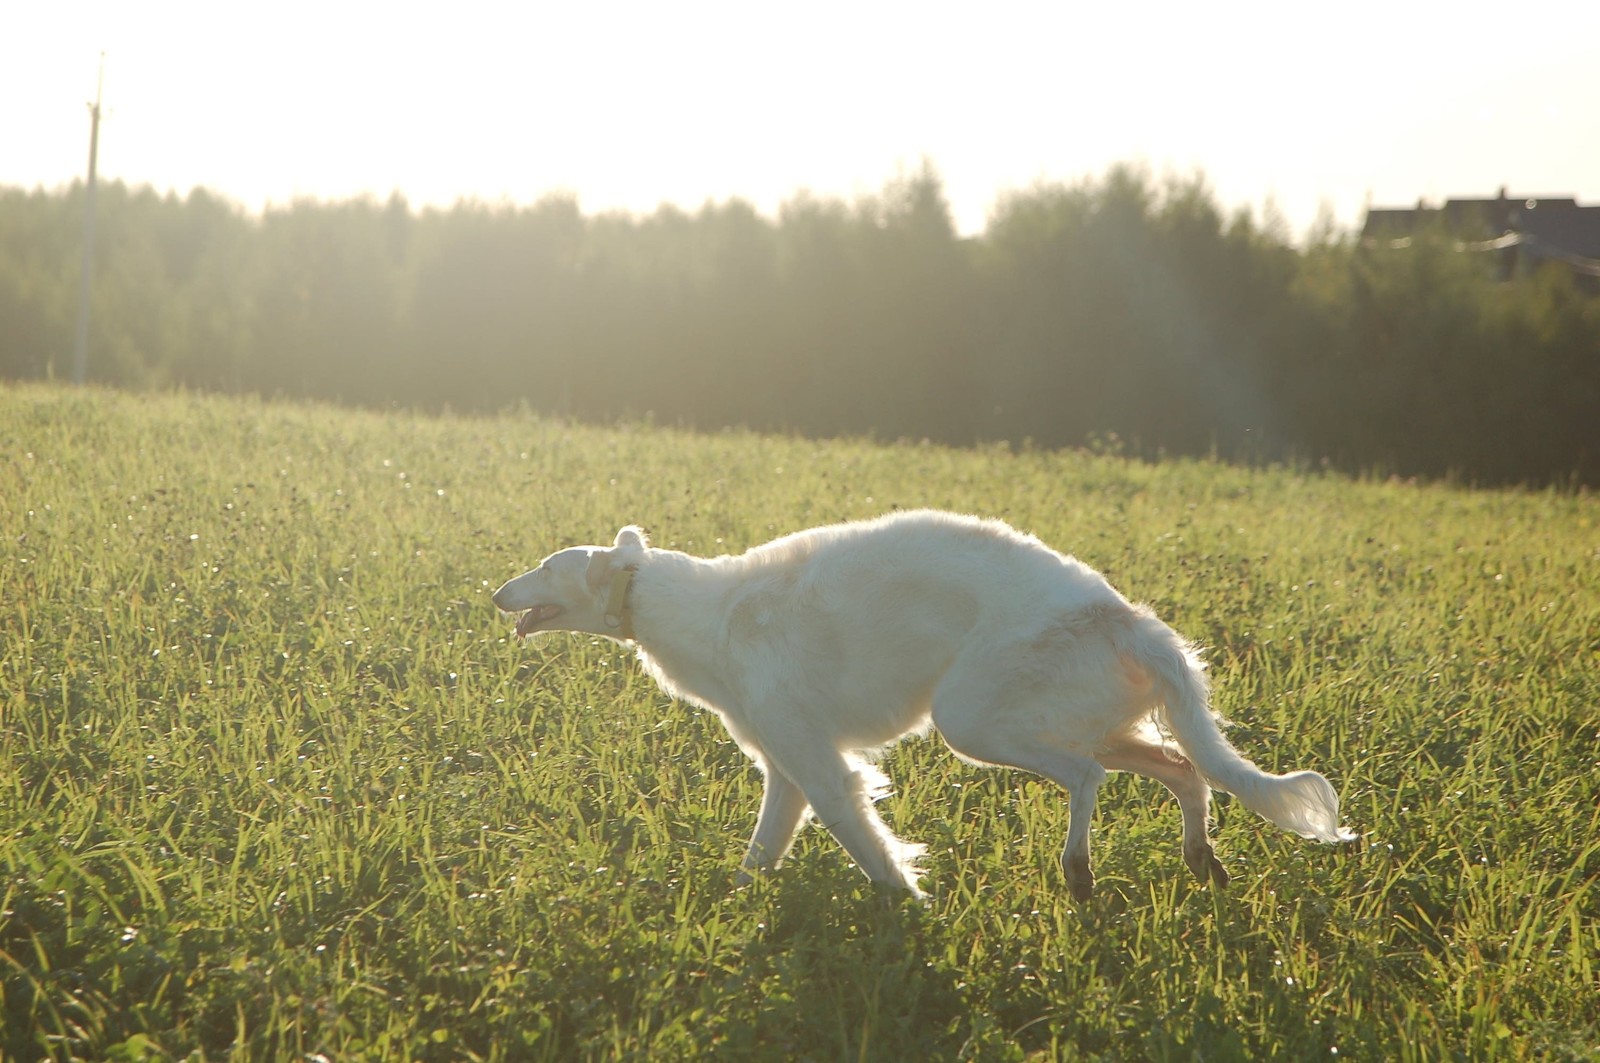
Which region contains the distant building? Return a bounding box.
[1361,188,1600,289]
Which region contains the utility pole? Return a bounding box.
[71,54,104,385]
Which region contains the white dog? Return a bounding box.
[493,510,1354,900]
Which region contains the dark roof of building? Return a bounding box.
[1362,189,1600,264]
[1513,199,1600,260]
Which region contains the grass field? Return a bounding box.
[2,383,1596,1061]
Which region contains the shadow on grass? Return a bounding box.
[717,873,969,1060]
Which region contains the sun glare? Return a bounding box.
[4,0,1597,238]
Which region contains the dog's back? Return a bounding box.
[730,509,1120,634]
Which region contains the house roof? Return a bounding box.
[1511,199,1600,261]
[1361,190,1600,268]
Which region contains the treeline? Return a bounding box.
[3,165,1597,485]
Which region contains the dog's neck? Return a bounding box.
[604,566,636,639]
[621,551,741,712]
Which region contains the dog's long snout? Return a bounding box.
[491,579,523,611]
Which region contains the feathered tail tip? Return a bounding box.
[1255,770,1359,843]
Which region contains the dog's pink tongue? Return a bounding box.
[514,605,558,639]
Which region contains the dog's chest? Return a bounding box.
[633,646,735,716]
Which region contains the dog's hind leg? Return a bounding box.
[1098,738,1229,888]
[1012,746,1106,903]
[936,705,1106,898]
[1057,759,1105,902]
[933,665,1109,901]
[959,738,1106,901]
[738,765,810,882]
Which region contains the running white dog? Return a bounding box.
[493,510,1353,900]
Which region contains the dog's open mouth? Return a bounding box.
[514,604,563,638]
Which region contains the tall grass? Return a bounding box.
[2,383,1596,1060]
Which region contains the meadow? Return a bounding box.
[1,383,1596,1061]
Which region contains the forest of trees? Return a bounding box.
[3,164,1597,485]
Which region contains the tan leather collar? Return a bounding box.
[604,567,636,639]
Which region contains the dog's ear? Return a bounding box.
[583,528,646,595]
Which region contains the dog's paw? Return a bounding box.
[1184,843,1230,889]
[1062,853,1095,902]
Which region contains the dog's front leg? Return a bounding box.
[737,766,810,883]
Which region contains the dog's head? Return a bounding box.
[492,526,648,639]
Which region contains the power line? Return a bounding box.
[71,53,105,386]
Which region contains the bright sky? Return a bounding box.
[5,0,1597,241]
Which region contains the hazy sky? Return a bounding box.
[6,0,1597,240]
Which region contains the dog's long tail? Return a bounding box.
[1113,607,1356,843]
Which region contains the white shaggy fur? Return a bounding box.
[492,510,1355,900]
